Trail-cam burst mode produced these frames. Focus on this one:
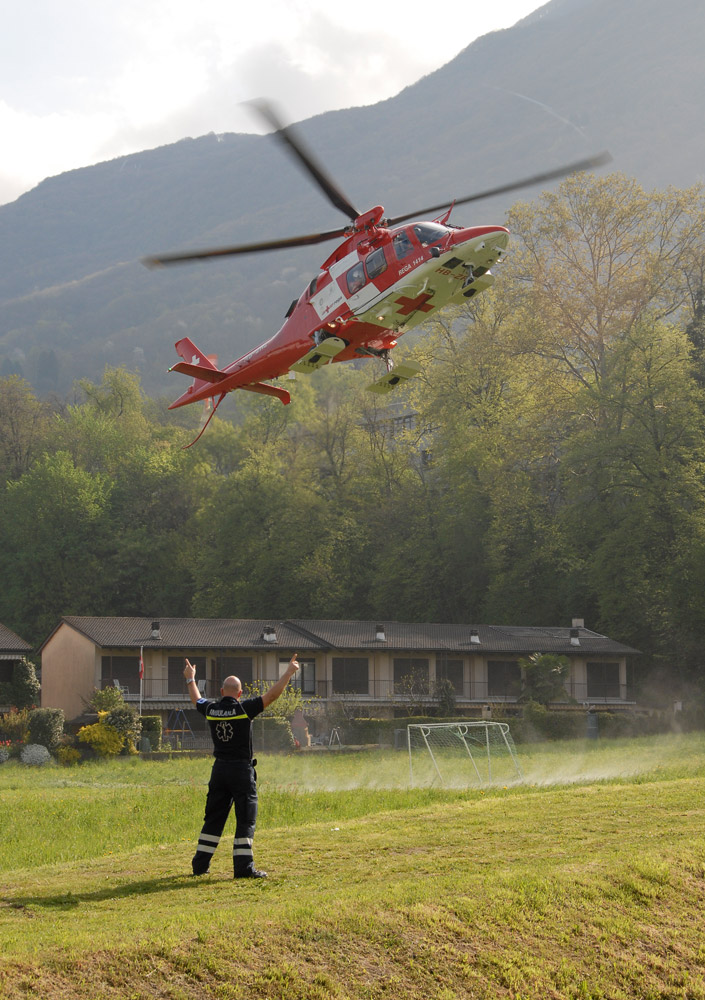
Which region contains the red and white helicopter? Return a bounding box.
[144,102,609,445]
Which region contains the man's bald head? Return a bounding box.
[221,675,242,698]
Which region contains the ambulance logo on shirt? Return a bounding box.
[216,721,234,741]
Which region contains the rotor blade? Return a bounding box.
[246,99,360,223]
[386,150,612,225]
[142,226,349,267]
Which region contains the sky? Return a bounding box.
[0,0,545,207]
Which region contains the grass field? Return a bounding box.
[2,733,705,998]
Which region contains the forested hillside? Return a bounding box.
[2,173,704,701]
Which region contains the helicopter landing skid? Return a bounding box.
[290,336,347,374]
[367,359,422,395]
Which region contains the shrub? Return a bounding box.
[87,687,125,713]
[0,707,31,744]
[77,720,124,757]
[0,746,9,764]
[28,707,65,752]
[56,745,82,767]
[20,744,53,766]
[105,707,141,754]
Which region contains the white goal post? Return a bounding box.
[407,721,523,787]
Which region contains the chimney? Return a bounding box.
[570,628,580,646]
[470,629,481,644]
[572,618,585,629]
[150,621,161,640]
[263,626,277,643]
[376,624,386,642]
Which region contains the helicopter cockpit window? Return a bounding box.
[308,276,318,296]
[393,230,414,261]
[346,262,366,295]
[413,223,447,246]
[365,247,387,280]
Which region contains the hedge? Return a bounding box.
[340,709,677,745]
[140,715,162,750]
[342,716,473,746]
[252,716,295,752]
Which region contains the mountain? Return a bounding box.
[1,0,703,399]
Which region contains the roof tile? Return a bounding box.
[55,616,640,656]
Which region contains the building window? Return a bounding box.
[216,657,253,688]
[168,656,206,695]
[0,661,14,685]
[280,657,315,695]
[487,660,521,698]
[332,657,368,695]
[587,662,621,700]
[393,658,429,694]
[436,658,464,695]
[101,655,141,693]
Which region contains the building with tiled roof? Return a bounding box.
[40,616,640,726]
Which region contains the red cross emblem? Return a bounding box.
[394,291,435,316]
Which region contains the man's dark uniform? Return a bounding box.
[191,692,265,877]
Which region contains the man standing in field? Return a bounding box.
[183,652,300,878]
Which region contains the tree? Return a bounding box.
[559,320,705,676]
[2,659,41,710]
[434,678,457,717]
[0,451,111,640]
[519,653,571,705]
[507,174,705,395]
[0,376,51,482]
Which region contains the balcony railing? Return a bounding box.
[312,679,633,704]
[103,678,215,699]
[103,677,634,705]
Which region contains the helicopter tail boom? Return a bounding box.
[168,335,291,408]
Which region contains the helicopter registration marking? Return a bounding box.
[399,256,424,276]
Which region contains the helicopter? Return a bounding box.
[144,102,610,445]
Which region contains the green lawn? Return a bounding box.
[1,733,705,999]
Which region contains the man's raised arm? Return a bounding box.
[183,658,201,706]
[262,653,300,707]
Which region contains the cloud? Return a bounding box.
[0,0,543,205]
[97,13,432,160]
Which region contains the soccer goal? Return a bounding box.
[407,721,523,787]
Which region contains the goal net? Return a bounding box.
[407,721,523,787]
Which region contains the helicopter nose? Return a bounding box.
[451,225,509,269]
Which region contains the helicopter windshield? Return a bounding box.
[413,222,448,246]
